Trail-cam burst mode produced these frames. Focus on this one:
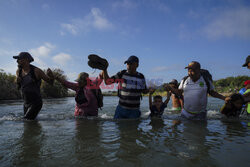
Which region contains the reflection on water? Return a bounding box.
[13,121,43,166]
[0,97,249,166]
[74,119,102,166]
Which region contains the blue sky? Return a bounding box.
[0,0,249,86]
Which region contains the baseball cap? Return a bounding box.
[185,61,201,70]
[169,79,178,85]
[124,55,139,64]
[13,52,34,62]
[244,80,250,86]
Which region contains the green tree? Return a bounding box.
[0,69,21,100]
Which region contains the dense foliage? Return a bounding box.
[0,69,21,100]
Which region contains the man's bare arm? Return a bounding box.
[35,68,54,84]
[101,69,115,85]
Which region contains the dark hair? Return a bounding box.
[154,95,162,101]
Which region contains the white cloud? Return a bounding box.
[61,8,114,35]
[202,7,250,39]
[28,43,55,68]
[91,8,113,30]
[61,23,78,35]
[52,53,71,66]
[112,0,137,9]
[29,42,55,58]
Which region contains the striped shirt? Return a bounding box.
[111,70,147,109]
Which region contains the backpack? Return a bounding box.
[90,78,103,109]
[75,87,88,105]
[182,69,213,94]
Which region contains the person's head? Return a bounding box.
[13,52,34,68]
[169,79,178,88]
[124,55,139,74]
[244,80,250,89]
[185,61,201,81]
[75,72,89,87]
[153,95,163,108]
[242,55,250,69]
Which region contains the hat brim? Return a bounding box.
[184,66,192,69]
[124,61,138,64]
[242,63,248,67]
[13,56,19,59]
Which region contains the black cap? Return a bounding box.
[124,55,139,64]
[13,52,34,62]
[169,79,178,86]
[242,55,250,67]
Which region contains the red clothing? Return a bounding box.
[62,80,98,116]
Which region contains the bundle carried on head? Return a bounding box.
[88,54,109,70]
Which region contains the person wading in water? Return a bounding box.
[14,52,54,120]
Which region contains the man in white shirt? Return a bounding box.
[165,61,228,120]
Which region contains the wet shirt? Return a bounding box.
[179,76,214,114]
[20,71,41,104]
[62,80,98,116]
[111,70,147,109]
[150,103,167,117]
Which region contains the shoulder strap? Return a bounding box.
[18,67,22,78]
[182,76,188,84]
[201,74,211,94]
[29,65,39,82]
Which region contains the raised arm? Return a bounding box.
[35,68,54,85]
[101,69,116,85]
[163,91,171,105]
[165,84,183,97]
[54,74,78,91]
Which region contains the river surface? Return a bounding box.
[0,96,249,167]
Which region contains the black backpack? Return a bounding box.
[75,87,88,105]
[182,69,213,94]
[91,88,103,109]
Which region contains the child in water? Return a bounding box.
[220,93,245,117]
[149,88,171,118]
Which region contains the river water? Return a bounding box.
[0,96,249,167]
